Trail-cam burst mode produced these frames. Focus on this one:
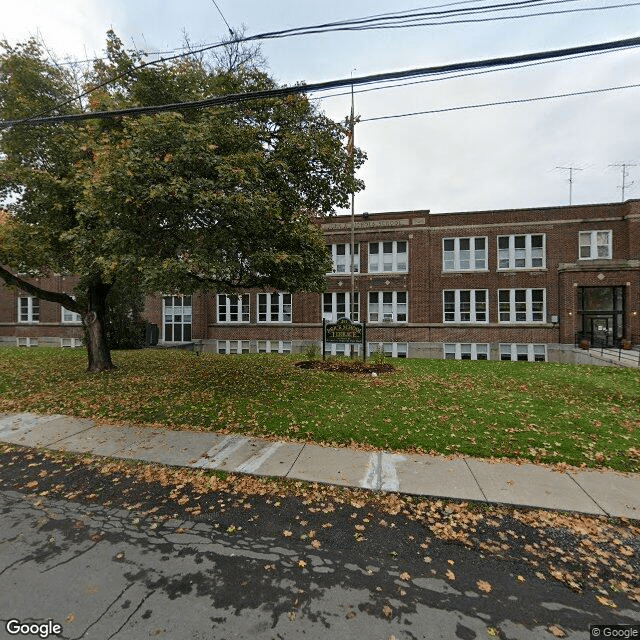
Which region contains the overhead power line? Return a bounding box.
[210,0,235,36]
[19,0,640,123]
[2,35,639,129]
[359,82,640,122]
[313,48,622,102]
[54,0,640,67]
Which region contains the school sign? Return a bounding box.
[322,318,367,360]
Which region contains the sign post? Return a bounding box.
[323,317,367,362]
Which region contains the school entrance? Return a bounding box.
[577,286,625,348]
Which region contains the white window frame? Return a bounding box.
[217,294,250,323]
[368,291,408,323]
[322,291,359,322]
[60,337,83,348]
[18,296,39,323]
[444,343,490,360]
[325,343,361,357]
[499,344,547,362]
[257,340,292,354]
[368,342,408,358]
[442,237,487,271]
[163,295,193,342]
[257,293,292,324]
[443,290,488,323]
[497,234,545,270]
[498,289,546,323]
[217,340,250,354]
[368,240,408,273]
[328,243,359,274]
[579,230,612,260]
[61,297,82,324]
[16,337,38,347]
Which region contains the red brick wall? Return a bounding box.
[2,200,639,350]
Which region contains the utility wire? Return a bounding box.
[53,0,639,67]
[312,47,622,102]
[3,35,639,129]
[19,0,639,121]
[360,82,640,121]
[210,0,235,36]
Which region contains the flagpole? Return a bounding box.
[349,78,356,359]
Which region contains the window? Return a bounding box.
[257,293,292,323]
[444,343,489,360]
[18,297,39,323]
[368,342,408,358]
[442,237,487,271]
[163,295,192,342]
[257,340,292,354]
[217,294,249,323]
[61,298,82,324]
[368,240,408,273]
[60,338,83,348]
[323,292,359,321]
[325,343,361,357]
[497,234,545,269]
[500,344,547,362]
[16,337,38,347]
[217,340,250,354]
[579,230,612,259]
[498,289,546,323]
[443,290,488,323]
[368,291,407,322]
[328,243,359,274]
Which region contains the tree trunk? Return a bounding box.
[85,279,115,372]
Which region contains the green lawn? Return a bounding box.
[1,347,639,471]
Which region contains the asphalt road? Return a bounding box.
[0,446,639,640]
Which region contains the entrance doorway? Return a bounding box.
[590,316,613,347]
[577,287,625,348]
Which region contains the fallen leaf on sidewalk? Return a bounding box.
[476,580,492,593]
[548,624,566,637]
[596,595,617,608]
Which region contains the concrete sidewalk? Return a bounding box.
[1,412,639,520]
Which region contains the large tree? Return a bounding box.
[0,33,365,371]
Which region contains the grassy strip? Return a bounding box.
[0,347,638,471]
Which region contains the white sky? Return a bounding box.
[3,0,640,214]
